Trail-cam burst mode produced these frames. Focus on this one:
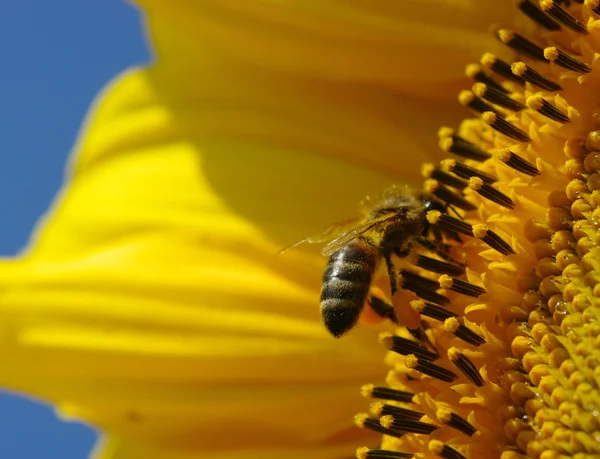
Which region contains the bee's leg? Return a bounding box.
[415,236,464,267]
[367,290,398,324]
[383,250,398,296]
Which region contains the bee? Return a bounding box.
[285,186,461,338]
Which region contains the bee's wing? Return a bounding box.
[320,213,400,256]
[277,217,363,254]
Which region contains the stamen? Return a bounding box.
[380,333,439,361]
[415,254,465,277]
[526,95,570,123]
[380,414,438,435]
[472,82,525,112]
[424,179,477,211]
[465,63,509,94]
[437,408,477,437]
[544,46,591,73]
[540,0,588,33]
[355,414,405,438]
[482,111,532,142]
[411,300,458,322]
[429,440,468,459]
[421,163,468,189]
[371,401,424,421]
[497,29,546,61]
[473,224,516,255]
[427,211,474,237]
[438,274,487,297]
[448,347,485,387]
[468,176,516,209]
[445,317,487,346]
[511,62,562,92]
[399,269,450,305]
[441,159,497,184]
[458,90,500,116]
[495,148,541,176]
[405,354,458,382]
[356,447,413,459]
[368,296,398,323]
[361,384,415,403]
[439,135,491,162]
[516,0,561,30]
[481,53,525,85]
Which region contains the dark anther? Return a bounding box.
[481,53,526,85]
[482,111,531,142]
[439,135,491,162]
[439,275,487,297]
[496,149,540,176]
[469,178,516,209]
[380,416,438,435]
[449,349,485,386]
[442,160,497,184]
[474,225,516,255]
[511,62,562,92]
[459,90,501,116]
[454,323,486,346]
[416,255,465,277]
[365,386,415,403]
[382,334,439,362]
[425,180,477,211]
[541,0,588,34]
[357,415,406,438]
[358,448,413,459]
[377,404,424,421]
[429,213,474,238]
[407,355,458,382]
[441,411,477,437]
[516,0,561,30]
[399,269,450,305]
[527,96,570,123]
[465,63,509,94]
[472,83,525,112]
[545,46,591,73]
[425,167,468,190]
[412,300,458,322]
[497,29,546,62]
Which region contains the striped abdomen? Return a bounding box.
[320,237,379,337]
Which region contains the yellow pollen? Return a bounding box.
[444,317,460,333]
[510,62,527,77]
[544,46,559,62]
[354,2,600,458]
[497,29,515,44]
[379,415,394,429]
[468,176,484,191]
[481,111,497,125]
[426,210,441,224]
[458,90,476,107]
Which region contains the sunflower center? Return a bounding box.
[355,2,600,458]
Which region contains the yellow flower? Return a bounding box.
[353,2,600,459]
[0,1,516,459]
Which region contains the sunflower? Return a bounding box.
[353,1,600,458]
[0,1,593,459]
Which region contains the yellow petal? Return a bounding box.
[0,66,394,456]
[136,0,515,98]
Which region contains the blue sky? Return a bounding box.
[0,1,150,457]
